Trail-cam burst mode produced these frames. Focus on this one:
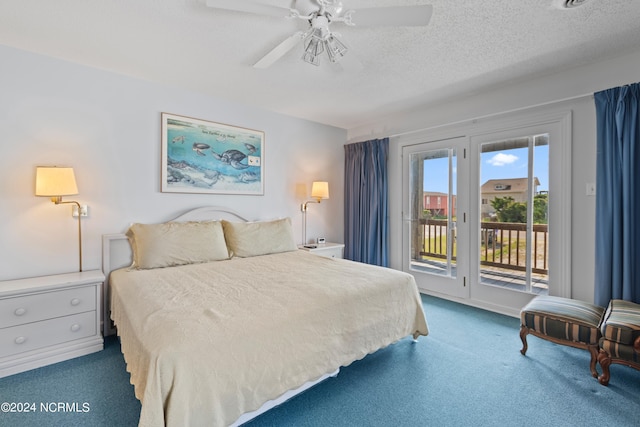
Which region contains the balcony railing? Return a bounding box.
[417,219,548,275]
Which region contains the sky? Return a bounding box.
[423,144,549,194]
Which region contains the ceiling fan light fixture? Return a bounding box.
[302,23,347,66]
[325,34,347,63]
[303,32,325,65]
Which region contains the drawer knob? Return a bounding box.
[14,307,27,316]
[70,324,81,332]
[70,298,81,306]
[15,336,26,345]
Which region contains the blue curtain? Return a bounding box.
[344,138,389,266]
[594,83,640,306]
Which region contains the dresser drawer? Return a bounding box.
[0,286,96,329]
[0,311,97,358]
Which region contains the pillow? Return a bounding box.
[126,220,229,269]
[222,218,297,257]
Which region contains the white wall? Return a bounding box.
[0,45,346,281]
[348,48,640,305]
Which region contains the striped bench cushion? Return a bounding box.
[521,295,604,345]
[600,299,640,345]
[599,338,639,362]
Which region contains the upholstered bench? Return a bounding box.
[520,295,605,378]
[597,299,640,385]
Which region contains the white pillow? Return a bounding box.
[222,218,297,257]
[126,220,229,269]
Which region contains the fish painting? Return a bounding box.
[193,142,210,156]
[211,149,249,169]
[238,172,259,183]
[163,112,264,195]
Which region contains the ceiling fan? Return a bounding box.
[204,0,433,68]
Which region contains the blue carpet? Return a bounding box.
[1,294,638,426]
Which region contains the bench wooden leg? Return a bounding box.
[587,345,599,378]
[520,324,600,379]
[597,349,611,386]
[519,326,529,355]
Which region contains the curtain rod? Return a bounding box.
[372,92,596,141]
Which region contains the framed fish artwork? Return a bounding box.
[161,112,264,195]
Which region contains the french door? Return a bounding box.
[468,121,565,311]
[402,137,469,299]
[401,113,570,313]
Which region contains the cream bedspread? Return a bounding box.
[110,250,428,427]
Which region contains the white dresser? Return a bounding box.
[298,242,345,259]
[0,270,104,378]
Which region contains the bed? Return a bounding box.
[102,207,428,427]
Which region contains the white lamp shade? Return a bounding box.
[311,181,329,200]
[35,166,78,197]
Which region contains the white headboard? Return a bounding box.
[101,206,249,335]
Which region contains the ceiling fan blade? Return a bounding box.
[254,31,306,69]
[346,5,433,27]
[205,0,291,18]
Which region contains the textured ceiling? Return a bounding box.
[1,0,640,129]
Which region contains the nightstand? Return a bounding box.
[0,270,104,378]
[298,242,345,259]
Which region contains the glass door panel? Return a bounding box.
[403,138,468,299]
[409,148,457,277]
[478,134,549,295]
